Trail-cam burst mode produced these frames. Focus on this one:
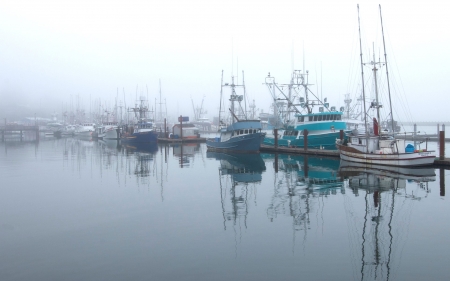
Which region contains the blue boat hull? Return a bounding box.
[263,131,347,150]
[206,133,263,153]
[121,131,158,143]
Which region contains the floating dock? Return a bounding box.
[158,137,207,143]
[260,145,339,157]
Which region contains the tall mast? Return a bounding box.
[219,70,224,130]
[358,5,369,152]
[379,4,395,137]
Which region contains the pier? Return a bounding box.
[158,137,206,144]
[0,124,40,142]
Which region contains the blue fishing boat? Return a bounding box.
[121,97,158,144]
[206,71,265,153]
[263,70,348,149]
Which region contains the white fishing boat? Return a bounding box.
[336,5,435,167]
[103,122,120,140]
[74,123,95,139]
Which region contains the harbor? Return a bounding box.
[2,1,450,280]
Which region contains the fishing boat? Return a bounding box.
[263,70,348,149]
[74,123,95,139]
[121,96,158,144]
[335,5,435,167]
[103,122,120,140]
[206,71,264,153]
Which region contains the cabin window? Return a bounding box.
[298,116,304,122]
[245,129,248,134]
[294,131,299,136]
[327,115,331,121]
[318,115,322,121]
[314,115,318,121]
[240,130,243,135]
[336,115,341,120]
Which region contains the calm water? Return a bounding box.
[1,138,450,281]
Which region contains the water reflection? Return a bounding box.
[207,152,266,230]
[338,160,436,280]
[172,143,202,167]
[265,154,343,232]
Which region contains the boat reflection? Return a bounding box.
[338,160,435,280]
[265,154,344,232]
[339,160,436,193]
[207,152,266,229]
[123,142,158,178]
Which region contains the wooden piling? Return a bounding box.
[303,129,308,151]
[274,129,278,148]
[440,131,445,160]
[339,129,344,141]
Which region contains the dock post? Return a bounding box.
[440,131,445,160]
[440,168,445,197]
[274,129,278,148]
[339,130,344,141]
[303,129,308,151]
[164,118,167,138]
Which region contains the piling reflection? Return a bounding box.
[207,152,266,230]
[338,160,436,280]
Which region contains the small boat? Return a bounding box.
[206,71,264,153]
[121,97,158,144]
[335,5,435,167]
[262,70,348,149]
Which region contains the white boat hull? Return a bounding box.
[337,144,435,167]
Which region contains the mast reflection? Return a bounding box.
[339,160,436,280]
[265,154,343,232]
[207,152,266,230]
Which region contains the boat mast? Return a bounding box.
[369,43,382,135]
[357,4,369,152]
[219,70,224,130]
[379,4,395,137]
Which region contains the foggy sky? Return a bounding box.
[1,0,449,122]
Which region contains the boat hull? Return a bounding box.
[336,143,435,167]
[264,131,346,149]
[121,131,158,143]
[104,127,120,140]
[206,132,263,153]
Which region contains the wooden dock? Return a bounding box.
[260,145,340,157]
[260,145,450,167]
[158,137,207,143]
